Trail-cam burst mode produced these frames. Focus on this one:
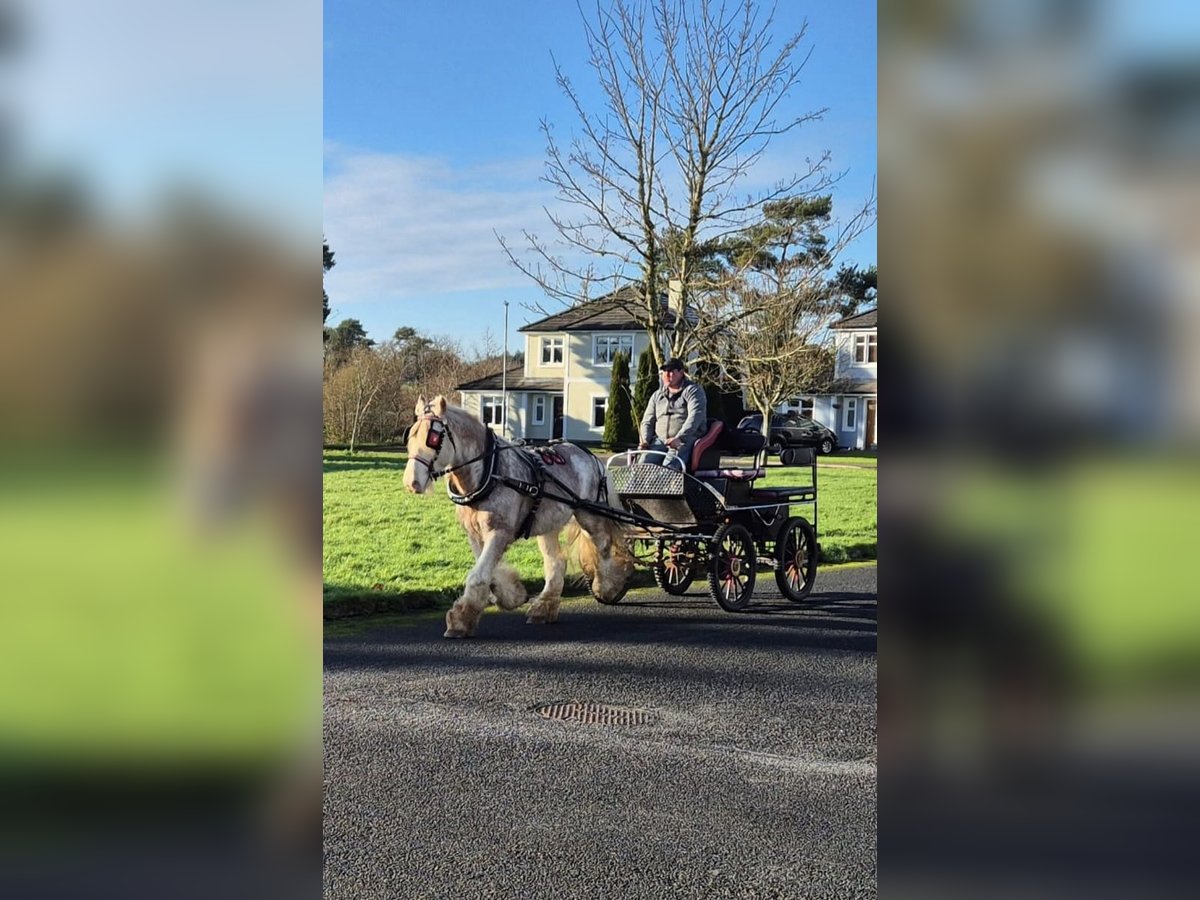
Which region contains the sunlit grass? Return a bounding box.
[323,448,877,610]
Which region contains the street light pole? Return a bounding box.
[502,301,509,439]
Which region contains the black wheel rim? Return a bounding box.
[717,533,751,602]
[782,526,811,593]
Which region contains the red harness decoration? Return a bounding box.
[536,447,567,466]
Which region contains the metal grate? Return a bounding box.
[535,702,648,727]
[610,464,685,496]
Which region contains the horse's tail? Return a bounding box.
[564,515,635,579]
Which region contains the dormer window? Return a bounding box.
[854,333,877,364]
[540,336,564,365]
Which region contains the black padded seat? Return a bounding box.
[694,466,766,481]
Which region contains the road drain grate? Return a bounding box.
[535,703,647,727]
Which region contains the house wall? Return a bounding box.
[525,333,568,379]
[459,390,558,442]
[521,393,553,442]
[832,394,877,450]
[559,331,652,442]
[459,392,481,419]
[834,328,878,383]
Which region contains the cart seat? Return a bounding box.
[691,419,724,472]
[693,466,766,481]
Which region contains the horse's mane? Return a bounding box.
[442,404,503,453]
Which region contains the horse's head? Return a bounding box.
[403,394,450,494]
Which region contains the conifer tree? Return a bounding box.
[631,347,658,432]
[603,350,636,448]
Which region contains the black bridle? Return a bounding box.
[411,409,498,502]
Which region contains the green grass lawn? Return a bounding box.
[323,448,876,613]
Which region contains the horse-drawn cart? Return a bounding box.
[604,420,820,611]
[405,397,820,637]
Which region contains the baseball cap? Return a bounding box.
[660,357,684,372]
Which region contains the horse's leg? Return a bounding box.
[526,530,566,625]
[490,562,528,611]
[457,506,525,611]
[445,529,513,638]
[572,510,633,604]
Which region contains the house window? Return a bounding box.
[591,396,608,429]
[593,334,634,365]
[854,333,877,364]
[481,395,504,426]
[540,336,564,365]
[532,395,546,425]
[843,397,858,431]
[782,398,814,418]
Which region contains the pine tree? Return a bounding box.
[603,351,636,448]
[631,348,658,434]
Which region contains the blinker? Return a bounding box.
[426,421,445,450]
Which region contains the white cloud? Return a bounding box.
[323,147,556,305]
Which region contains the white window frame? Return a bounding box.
[592,333,635,365]
[540,336,564,366]
[843,397,858,431]
[590,394,608,430]
[481,394,504,427]
[531,395,546,425]
[853,333,877,364]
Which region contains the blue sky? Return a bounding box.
[324,0,877,352]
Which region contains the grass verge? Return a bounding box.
[323,448,876,617]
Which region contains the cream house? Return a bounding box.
[457,292,876,450]
[456,291,674,443]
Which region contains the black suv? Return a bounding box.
[727,413,839,456]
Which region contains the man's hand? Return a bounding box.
[666,437,681,449]
[637,442,649,450]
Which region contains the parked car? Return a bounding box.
[726,413,839,456]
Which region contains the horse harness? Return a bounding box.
[415,408,605,540]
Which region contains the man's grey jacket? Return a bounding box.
[639,377,708,468]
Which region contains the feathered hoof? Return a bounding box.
[444,606,479,638]
[592,583,629,606]
[525,606,559,625]
[491,566,529,610]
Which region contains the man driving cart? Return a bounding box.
[637,357,707,472]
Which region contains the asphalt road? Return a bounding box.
[324,565,876,899]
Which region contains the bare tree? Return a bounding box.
[323,346,386,453]
[501,0,847,365]
[707,194,873,447]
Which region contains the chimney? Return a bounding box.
[668,279,684,318]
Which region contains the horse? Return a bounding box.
[403,395,634,638]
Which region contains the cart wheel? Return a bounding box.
[775,517,817,602]
[707,523,757,611]
[654,541,697,595]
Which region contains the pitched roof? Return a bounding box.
[830,308,877,330]
[456,365,561,393]
[519,285,690,333]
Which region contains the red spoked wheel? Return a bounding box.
[654,540,698,595]
[707,523,757,611]
[774,517,817,602]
